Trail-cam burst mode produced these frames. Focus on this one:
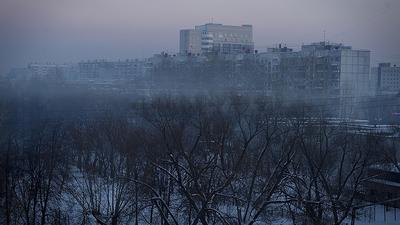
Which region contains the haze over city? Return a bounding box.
[1,1,400,225]
[1,0,400,72]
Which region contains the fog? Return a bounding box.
[1,1,400,225]
[1,0,400,73]
[1,72,400,224]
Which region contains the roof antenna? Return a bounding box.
[211,17,214,24]
[323,30,326,43]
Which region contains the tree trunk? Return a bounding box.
[351,208,356,225]
[135,172,139,225]
[111,215,118,225]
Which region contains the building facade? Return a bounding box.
[179,29,202,55]
[299,42,371,117]
[253,42,370,100]
[179,23,254,55]
[299,42,371,99]
[371,63,400,95]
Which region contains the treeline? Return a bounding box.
[0,96,399,225]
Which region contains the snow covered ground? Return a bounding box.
[351,205,400,225]
[260,204,400,225]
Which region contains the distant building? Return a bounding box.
[300,42,371,99]
[255,45,296,92]
[179,23,254,55]
[371,63,400,95]
[7,67,33,80]
[299,42,371,117]
[254,42,370,100]
[179,29,202,55]
[78,60,109,79]
[78,59,146,80]
[23,63,71,81]
[28,63,60,79]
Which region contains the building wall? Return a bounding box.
[78,60,146,80]
[299,42,370,98]
[27,63,66,80]
[196,23,253,54]
[381,66,400,93]
[340,49,371,98]
[372,63,400,95]
[179,23,254,55]
[179,29,202,55]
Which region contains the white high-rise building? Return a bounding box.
[179,23,254,55]
[179,29,202,55]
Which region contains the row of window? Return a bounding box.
[209,32,250,39]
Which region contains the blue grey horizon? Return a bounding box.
[1,0,399,73]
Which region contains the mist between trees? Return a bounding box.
[1,81,400,225]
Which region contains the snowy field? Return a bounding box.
[351,205,400,225]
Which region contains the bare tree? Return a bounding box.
[285,121,371,225]
[68,119,138,225]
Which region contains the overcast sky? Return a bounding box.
[1,0,400,72]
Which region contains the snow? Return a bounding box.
[344,205,400,225]
[370,163,400,173]
[368,178,400,188]
[263,204,400,225]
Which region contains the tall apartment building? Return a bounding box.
[251,42,371,117]
[254,42,370,99]
[179,23,254,55]
[300,42,370,117]
[289,42,370,99]
[371,63,400,95]
[255,45,295,92]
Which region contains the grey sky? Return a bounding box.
[1,0,400,72]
